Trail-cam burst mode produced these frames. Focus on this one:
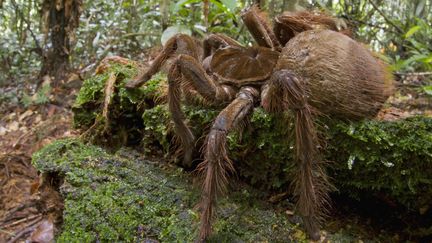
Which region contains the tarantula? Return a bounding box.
[126,6,392,241]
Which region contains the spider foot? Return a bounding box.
[302,216,321,241]
[181,148,194,168]
[125,74,150,89]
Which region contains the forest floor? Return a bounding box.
[0,65,431,242]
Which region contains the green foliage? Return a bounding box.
[161,0,253,45]
[392,18,432,72]
[21,84,51,107]
[423,85,432,96]
[0,0,42,83]
[32,138,310,242]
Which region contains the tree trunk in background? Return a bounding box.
[285,0,308,11]
[160,0,169,31]
[254,0,265,8]
[39,0,82,87]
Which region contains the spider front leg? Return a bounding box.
[202,33,243,60]
[262,70,330,241]
[241,5,282,51]
[167,54,237,167]
[197,86,258,241]
[274,12,346,46]
[126,34,200,88]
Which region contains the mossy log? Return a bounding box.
[33,138,395,242]
[31,139,315,242]
[64,57,432,240]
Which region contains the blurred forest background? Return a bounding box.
[0,0,431,99]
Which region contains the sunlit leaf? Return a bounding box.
[92,32,101,48]
[405,26,421,38]
[173,0,200,13]
[210,0,235,18]
[220,0,237,12]
[423,86,432,96]
[422,55,432,64]
[161,25,191,45]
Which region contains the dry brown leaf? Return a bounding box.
[4,112,17,121]
[30,179,41,195]
[102,72,118,121]
[0,126,7,136]
[7,121,19,131]
[29,219,54,243]
[47,105,57,117]
[34,114,43,124]
[19,110,34,122]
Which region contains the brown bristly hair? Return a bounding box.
[196,129,235,240]
[262,70,330,228]
[274,10,351,45]
[242,5,282,50]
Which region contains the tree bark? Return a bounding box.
[254,0,265,8]
[39,0,82,87]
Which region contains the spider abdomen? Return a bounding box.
[277,29,393,119]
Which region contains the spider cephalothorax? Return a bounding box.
[127,5,392,241]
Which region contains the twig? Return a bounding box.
[6,219,43,243]
[0,202,35,224]
[367,0,404,34]
[122,32,159,38]
[10,0,42,55]
[0,229,15,237]
[203,0,209,27]
[395,71,432,76]
[367,0,424,54]
[342,14,398,35]
[1,214,42,229]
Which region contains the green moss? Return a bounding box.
[72,60,167,148]
[326,117,432,210]
[141,102,432,212]
[33,139,313,242]
[141,104,171,156]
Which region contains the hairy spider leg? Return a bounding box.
[273,11,351,46]
[167,54,237,167]
[202,33,243,60]
[262,70,330,241]
[126,34,200,88]
[241,5,282,51]
[196,86,259,241]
